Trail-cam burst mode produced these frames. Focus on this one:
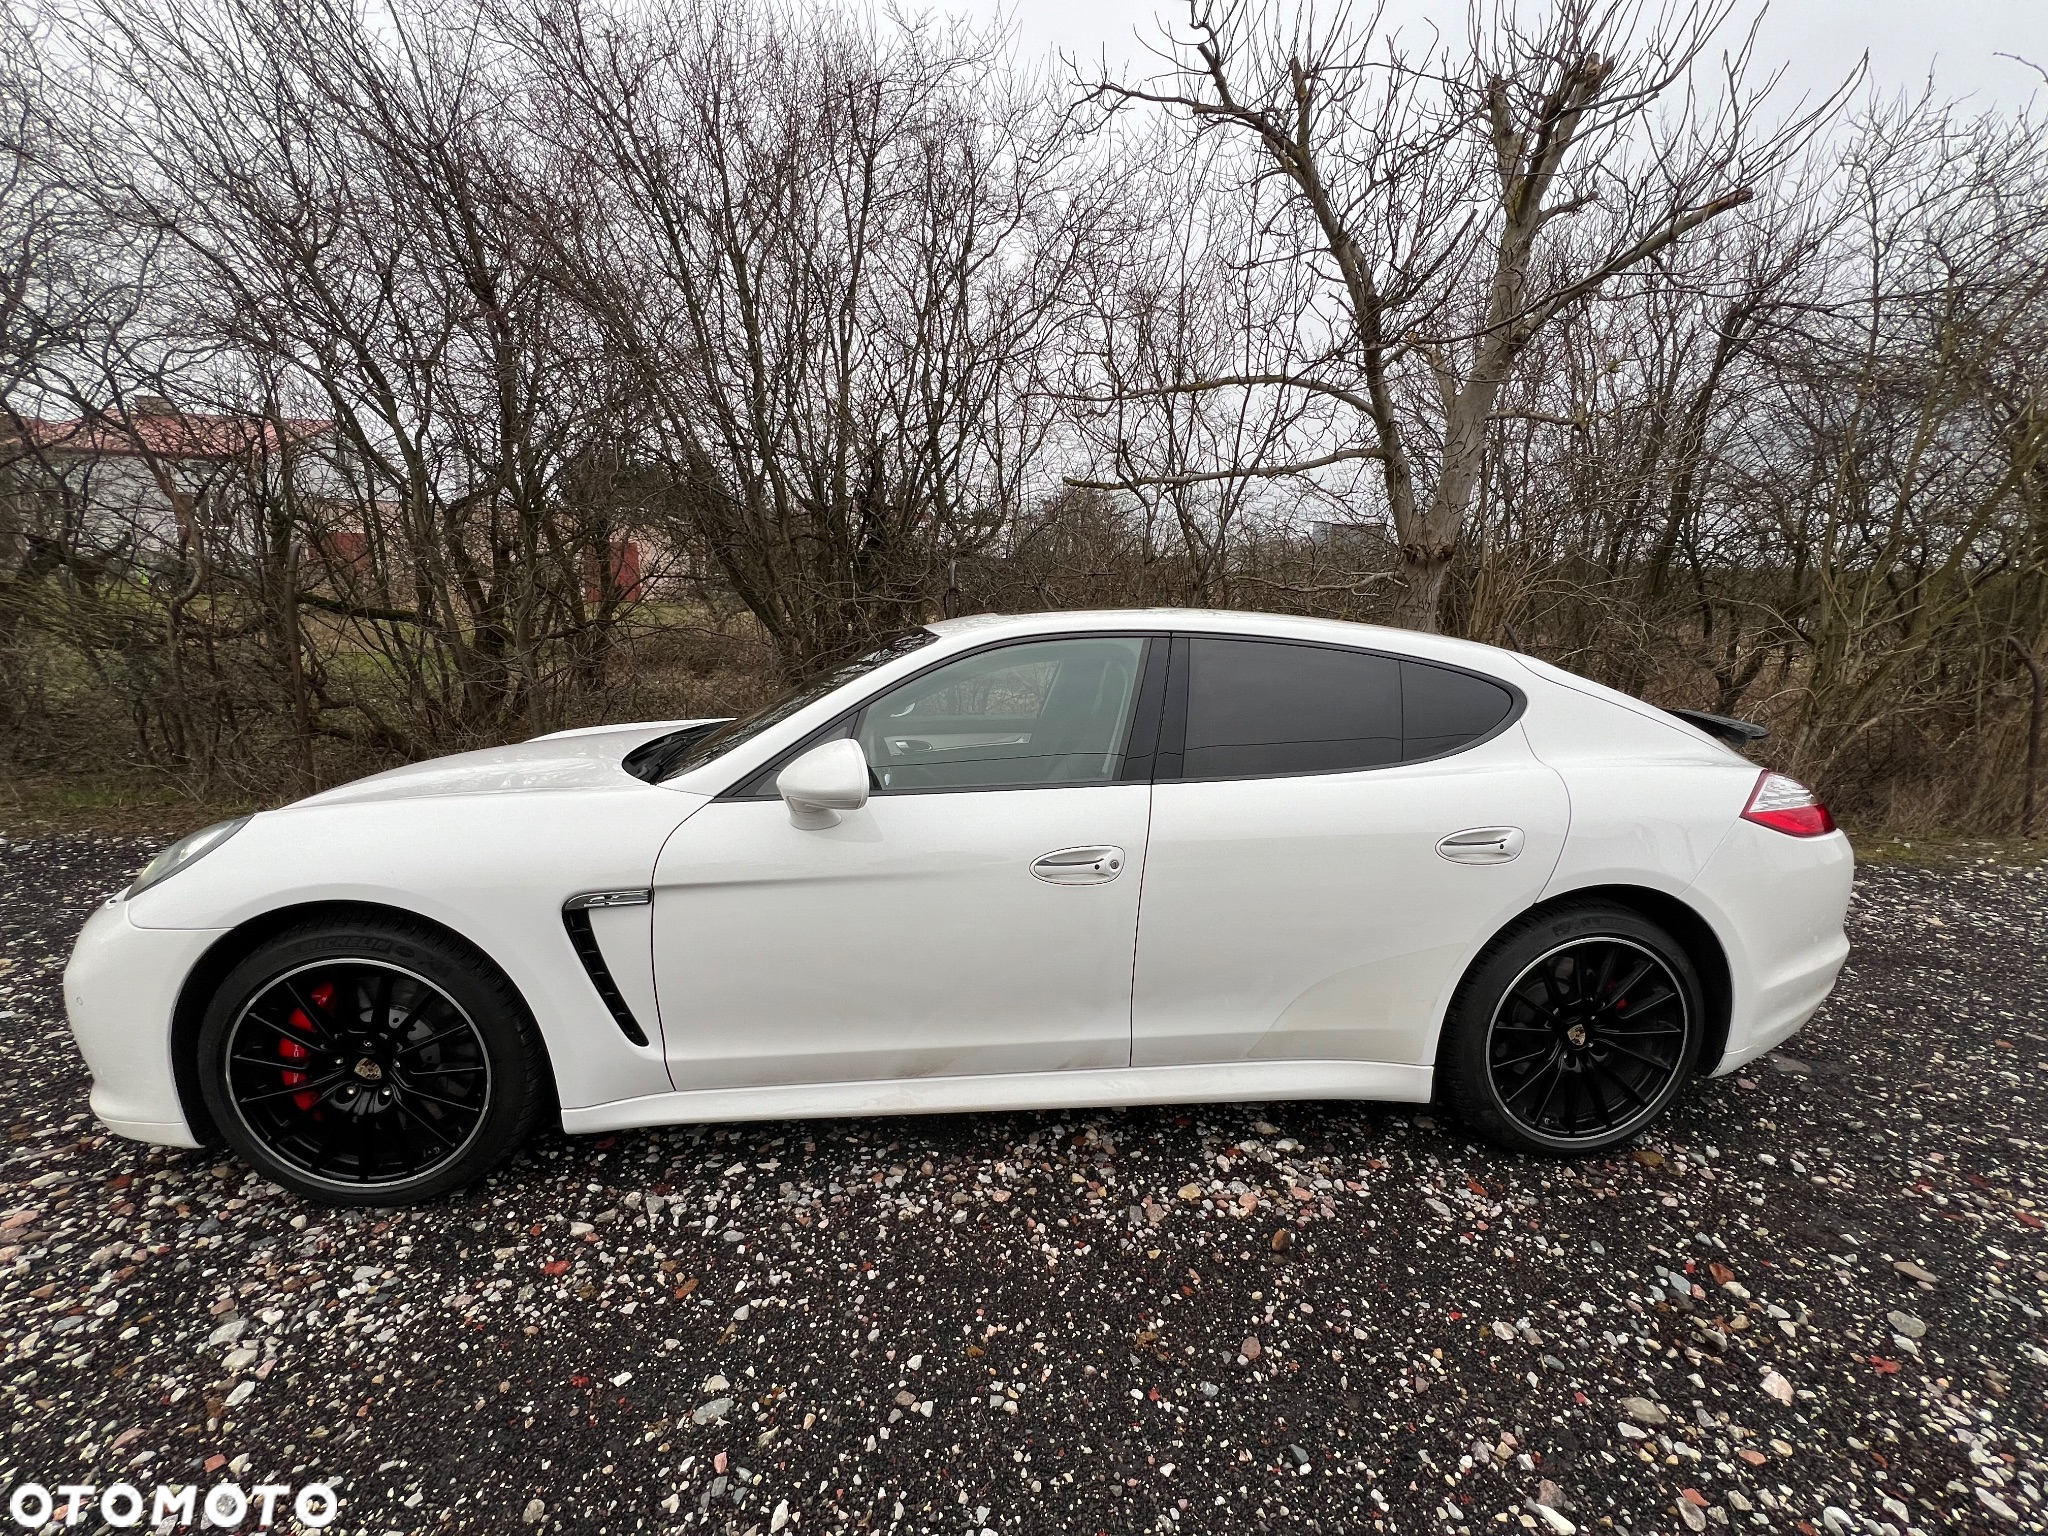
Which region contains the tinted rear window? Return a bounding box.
[1183,639,1402,777]
[1400,660,1514,759]
[1178,638,1515,778]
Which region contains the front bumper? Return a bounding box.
[63,896,223,1147]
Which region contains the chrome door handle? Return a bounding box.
[1436,826,1525,865]
[1030,845,1126,885]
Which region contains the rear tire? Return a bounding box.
[196,913,548,1205]
[1439,903,1703,1154]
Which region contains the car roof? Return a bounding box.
[924,608,1524,677]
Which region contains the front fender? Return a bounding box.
[122,787,709,1111]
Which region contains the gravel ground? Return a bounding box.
[1,835,2044,1536]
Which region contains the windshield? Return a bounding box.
[654,630,940,782]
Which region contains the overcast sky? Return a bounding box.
[912,0,2048,117]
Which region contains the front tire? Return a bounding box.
[1439,904,1703,1154]
[196,913,548,1205]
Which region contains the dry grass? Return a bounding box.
[0,771,260,838]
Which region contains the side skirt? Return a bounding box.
[558,1059,1434,1134]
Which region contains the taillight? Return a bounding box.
[1741,770,1837,837]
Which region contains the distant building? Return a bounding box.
[2,396,655,606]
[2,395,336,567]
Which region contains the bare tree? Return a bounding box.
[1078,0,1845,630]
[62,0,670,754]
[518,0,1116,678]
[1057,135,1380,607]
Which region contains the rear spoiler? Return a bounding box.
[1664,707,1769,750]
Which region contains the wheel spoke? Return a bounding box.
[1594,1059,1654,1113]
[1500,1057,1562,1110]
[1579,1067,1614,1133]
[391,1096,460,1152]
[394,1096,426,1169]
[390,991,437,1039]
[1601,1039,1681,1073]
[281,980,342,1042]
[230,1050,330,1072]
[1590,944,1619,1003]
[1614,983,1678,1017]
[394,1024,475,1059]
[344,1108,378,1183]
[238,1070,348,1105]
[311,1113,353,1177]
[241,1013,333,1052]
[1605,957,1657,1004]
[398,1085,483,1115]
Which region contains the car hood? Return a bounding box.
[295,720,721,807]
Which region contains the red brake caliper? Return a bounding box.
[279,980,334,1113]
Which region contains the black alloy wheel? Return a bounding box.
[1439,905,1704,1154]
[198,914,549,1205]
[1485,937,1690,1142]
[225,959,490,1186]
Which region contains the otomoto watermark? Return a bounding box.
[5,1481,338,1529]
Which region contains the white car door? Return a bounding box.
[651,634,1163,1090]
[1131,635,1569,1069]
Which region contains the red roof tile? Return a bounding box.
[5,409,331,461]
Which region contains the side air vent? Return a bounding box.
[561,890,652,1047]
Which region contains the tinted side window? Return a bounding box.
[857,637,1147,791]
[1400,660,1513,760]
[1182,638,1402,777]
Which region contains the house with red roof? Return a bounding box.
[4,395,655,605]
[2,395,336,568]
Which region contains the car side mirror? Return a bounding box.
[776,738,871,829]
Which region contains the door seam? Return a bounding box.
[1124,782,1155,1069]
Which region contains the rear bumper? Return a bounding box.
[1685,823,1854,1075]
[63,897,217,1147]
[1710,939,1846,1072]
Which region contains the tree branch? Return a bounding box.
[1515,189,1756,342]
[1060,373,1378,415]
[1066,445,1386,493]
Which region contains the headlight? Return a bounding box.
[127,816,251,899]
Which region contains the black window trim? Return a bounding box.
[1154,633,1528,785]
[718,631,1172,801]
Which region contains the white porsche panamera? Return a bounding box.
[63,609,1853,1205]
